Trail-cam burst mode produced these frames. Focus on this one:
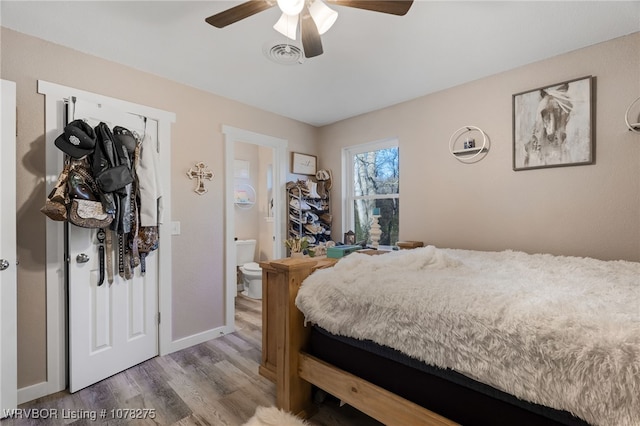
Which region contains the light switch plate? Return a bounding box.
[171,221,181,235]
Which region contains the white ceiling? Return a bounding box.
[2,1,639,126]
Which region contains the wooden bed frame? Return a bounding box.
[259,256,458,426]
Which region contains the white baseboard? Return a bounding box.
[161,324,235,356]
[17,381,52,405]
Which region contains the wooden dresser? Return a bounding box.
[258,257,338,382]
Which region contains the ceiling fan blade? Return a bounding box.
[205,0,276,28]
[300,5,323,58]
[325,0,414,16]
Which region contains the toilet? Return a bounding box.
[236,239,262,299]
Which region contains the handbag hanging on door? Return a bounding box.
[136,226,159,275]
[40,162,71,221]
[67,159,113,229]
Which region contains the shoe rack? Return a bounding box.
[287,178,331,248]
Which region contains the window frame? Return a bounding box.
[342,137,399,242]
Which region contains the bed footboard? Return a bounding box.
[259,257,337,417]
[259,257,458,425]
[299,352,456,425]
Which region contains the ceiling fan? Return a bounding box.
[205,0,414,58]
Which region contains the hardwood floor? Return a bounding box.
[5,295,382,425]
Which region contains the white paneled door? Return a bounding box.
[68,101,159,392]
[67,228,158,392]
[0,80,18,412]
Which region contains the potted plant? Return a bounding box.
[285,236,309,258]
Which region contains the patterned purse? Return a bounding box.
[67,159,113,229]
[40,163,71,221]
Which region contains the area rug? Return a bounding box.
[242,406,308,426]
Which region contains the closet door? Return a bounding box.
[68,100,159,392]
[0,79,18,412]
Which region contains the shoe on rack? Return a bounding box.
[305,235,316,244]
[317,234,332,243]
[304,224,322,234]
[305,212,319,222]
[289,198,311,211]
[320,213,332,224]
[299,179,310,196]
[307,180,321,199]
[305,199,322,210]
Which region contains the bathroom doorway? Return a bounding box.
[234,142,275,269]
[223,126,288,330]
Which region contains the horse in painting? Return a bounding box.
[524,83,574,167]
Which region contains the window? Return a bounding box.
[344,139,399,246]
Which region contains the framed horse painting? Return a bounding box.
[512,76,594,171]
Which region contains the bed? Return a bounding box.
[259,246,640,426]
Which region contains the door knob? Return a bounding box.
[0,259,9,271]
[76,253,90,264]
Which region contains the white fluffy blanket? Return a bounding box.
[295,246,640,426]
[242,406,308,426]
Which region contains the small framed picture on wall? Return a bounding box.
[344,231,356,246]
[291,152,317,175]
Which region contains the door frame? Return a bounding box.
[1,79,18,412]
[33,80,175,402]
[223,125,287,329]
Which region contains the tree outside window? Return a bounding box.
[345,140,399,246]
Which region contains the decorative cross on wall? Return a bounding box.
[187,162,214,195]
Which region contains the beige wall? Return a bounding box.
[2,26,639,394]
[319,32,640,262]
[1,27,318,389]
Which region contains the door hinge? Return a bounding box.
[157,312,161,325]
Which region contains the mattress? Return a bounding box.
[310,326,589,425]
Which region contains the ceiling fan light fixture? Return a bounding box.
[277,0,305,16]
[273,12,298,40]
[309,0,338,35]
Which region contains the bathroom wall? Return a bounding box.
[234,142,275,262]
[234,142,260,255]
